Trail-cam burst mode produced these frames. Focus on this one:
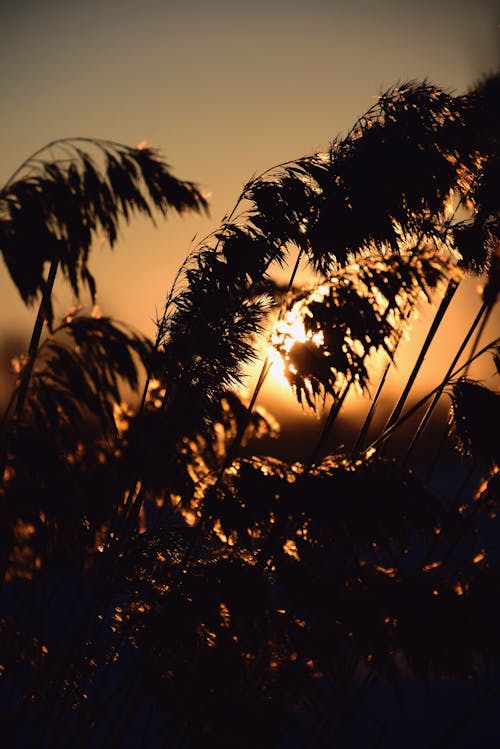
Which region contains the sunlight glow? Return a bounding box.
[267,305,324,389]
[422,560,443,572]
[283,538,300,561]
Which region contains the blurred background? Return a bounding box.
[1,0,499,441]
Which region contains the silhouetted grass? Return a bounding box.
[0,75,499,748]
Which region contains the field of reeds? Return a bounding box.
[0,75,499,748]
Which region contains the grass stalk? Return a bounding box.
[366,336,499,456]
[352,362,391,454]
[403,298,489,463]
[0,257,59,485]
[379,277,460,453]
[15,258,59,417]
[463,301,494,377]
[307,380,351,468]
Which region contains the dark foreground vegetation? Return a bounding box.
[0,75,499,747]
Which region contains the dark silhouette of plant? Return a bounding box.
[0,138,208,436]
[0,76,499,748]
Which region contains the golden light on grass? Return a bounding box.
[282,538,300,560]
[422,560,443,572]
[267,309,309,389]
[267,302,325,393]
[374,565,397,578]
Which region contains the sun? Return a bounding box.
[266,306,323,390]
[267,309,306,388]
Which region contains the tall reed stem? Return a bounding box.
[463,302,493,377]
[352,361,391,454]
[352,301,415,454]
[307,380,351,468]
[0,258,59,484]
[15,259,59,416]
[403,298,489,463]
[380,278,460,453]
[366,336,499,455]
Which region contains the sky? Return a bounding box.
[1,0,499,425]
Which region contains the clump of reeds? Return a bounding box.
[0,75,499,747]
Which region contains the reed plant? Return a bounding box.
[0,75,499,748]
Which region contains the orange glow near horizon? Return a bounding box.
[243,270,499,434]
[1,0,498,354]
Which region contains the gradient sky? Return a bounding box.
[1,0,499,416]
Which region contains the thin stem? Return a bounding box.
[380,278,460,452]
[352,299,416,455]
[366,336,499,455]
[403,298,489,463]
[463,301,493,378]
[0,258,59,484]
[307,380,351,468]
[352,361,391,454]
[15,259,59,416]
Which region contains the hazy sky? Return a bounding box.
[1,0,499,407]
